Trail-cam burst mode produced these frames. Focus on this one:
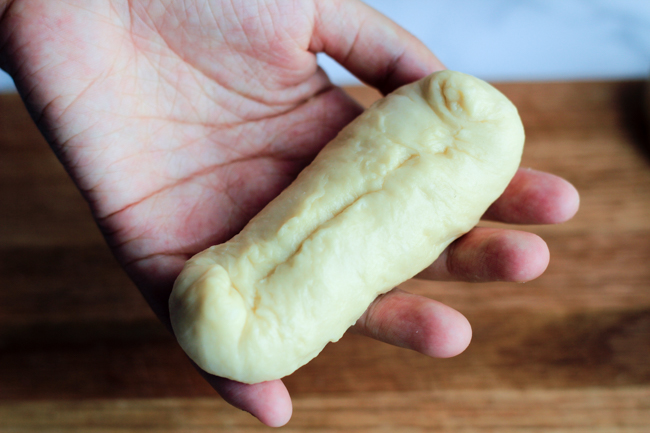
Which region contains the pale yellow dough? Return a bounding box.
[169,70,525,384]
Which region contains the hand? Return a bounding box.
[0,0,579,426]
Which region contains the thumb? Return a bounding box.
[311,0,445,94]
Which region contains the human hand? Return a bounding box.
[0,0,578,426]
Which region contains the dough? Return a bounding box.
[169,70,525,384]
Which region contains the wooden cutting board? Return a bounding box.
[1,80,649,432]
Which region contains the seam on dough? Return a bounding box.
[448,129,483,162]
[378,118,464,159]
[258,152,419,286]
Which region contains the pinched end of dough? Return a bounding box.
[421,70,518,124]
[170,264,247,371]
[407,71,525,170]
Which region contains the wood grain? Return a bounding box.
[1,80,649,431]
[2,389,649,432]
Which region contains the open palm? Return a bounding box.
[1,0,578,426]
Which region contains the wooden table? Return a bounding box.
[1,80,649,432]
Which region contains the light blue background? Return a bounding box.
[1,0,649,91]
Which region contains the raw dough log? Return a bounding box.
[169,70,525,384]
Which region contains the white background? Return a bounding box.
[1,0,649,92]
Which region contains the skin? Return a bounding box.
[0,0,579,427]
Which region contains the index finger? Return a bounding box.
[483,168,580,225]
